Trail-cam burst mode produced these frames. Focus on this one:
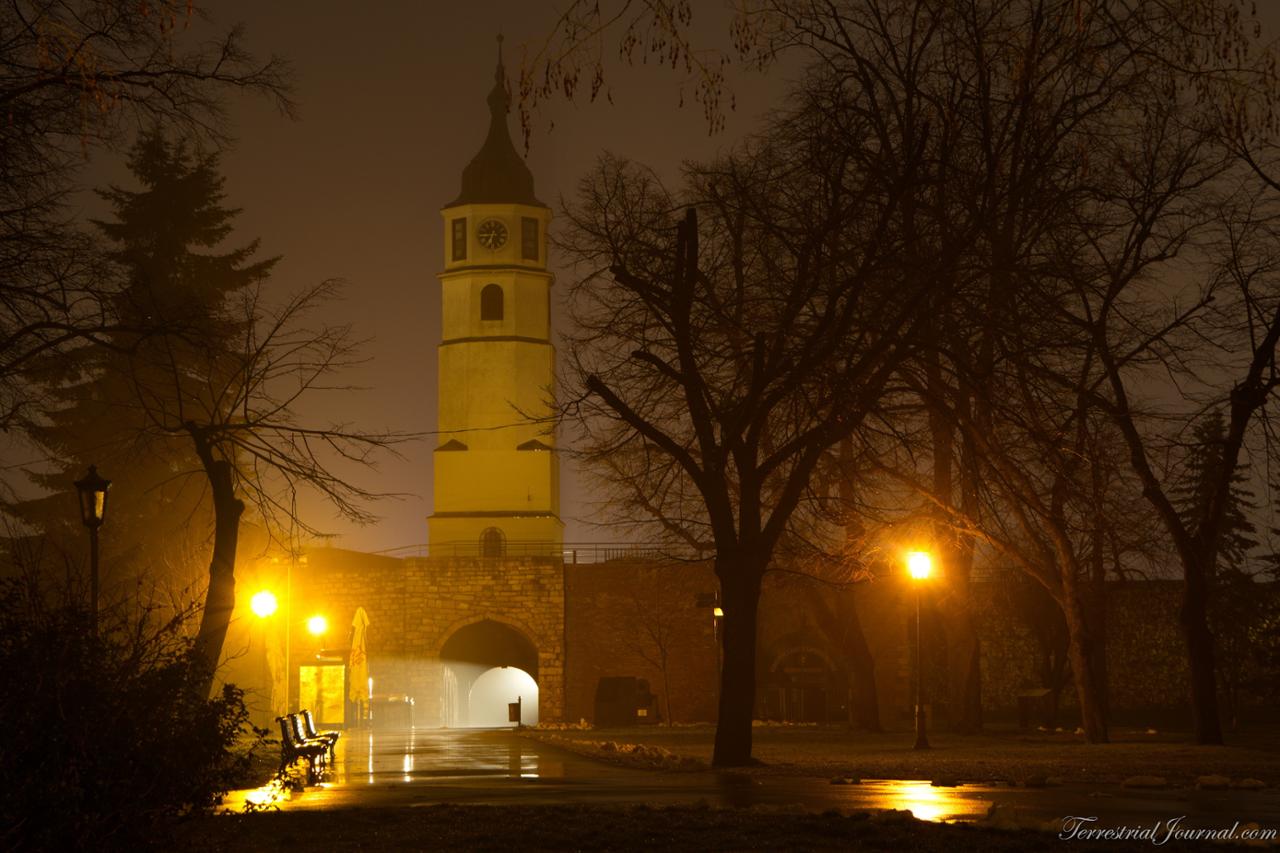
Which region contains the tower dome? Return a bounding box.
[448,37,543,208]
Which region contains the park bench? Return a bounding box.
[276,713,328,784]
[287,712,336,765]
[300,708,340,760]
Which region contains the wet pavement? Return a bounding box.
[228,727,1280,831]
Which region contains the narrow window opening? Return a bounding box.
[452,218,467,261]
[480,283,504,321]
[521,217,539,261]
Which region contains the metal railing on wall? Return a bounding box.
[371,541,707,564]
[366,544,1046,579]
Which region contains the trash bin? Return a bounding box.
[1016,688,1051,730]
[371,695,415,730]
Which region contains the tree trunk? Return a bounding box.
[1043,652,1067,730]
[1087,461,1111,720]
[1086,556,1110,722]
[844,593,882,731]
[1180,562,1224,744]
[1033,609,1069,730]
[937,556,982,733]
[946,612,983,733]
[1059,576,1109,743]
[713,562,762,767]
[189,429,244,698]
[834,438,881,731]
[660,650,674,727]
[945,431,984,733]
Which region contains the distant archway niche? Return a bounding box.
[761,646,839,723]
[480,283,504,321]
[479,526,506,557]
[440,619,539,727]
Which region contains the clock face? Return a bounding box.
[477,219,508,250]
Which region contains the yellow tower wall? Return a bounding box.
[428,199,561,551]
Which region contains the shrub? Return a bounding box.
[0,576,265,850]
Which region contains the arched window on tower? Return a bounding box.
[479,526,506,557]
[480,284,504,321]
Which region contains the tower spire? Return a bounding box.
[447,35,542,208]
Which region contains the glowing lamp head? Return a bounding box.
[73,464,111,529]
[907,551,933,580]
[307,614,328,636]
[249,590,278,618]
[712,607,724,618]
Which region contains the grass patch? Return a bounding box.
[522,723,1280,785]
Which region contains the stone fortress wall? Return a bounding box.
[283,547,1203,730]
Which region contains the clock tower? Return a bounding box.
[429,42,562,554]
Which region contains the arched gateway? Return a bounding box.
[440,619,540,727]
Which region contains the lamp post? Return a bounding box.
[250,590,281,720]
[74,465,110,638]
[712,605,724,691]
[906,550,932,750]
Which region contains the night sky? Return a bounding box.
[55,1,785,553]
[38,1,1280,553]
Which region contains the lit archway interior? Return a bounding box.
[439,619,539,727]
[470,667,539,727]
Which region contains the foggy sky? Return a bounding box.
[16,1,1280,554]
[174,1,784,552]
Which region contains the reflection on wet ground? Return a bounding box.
[228,728,1280,831]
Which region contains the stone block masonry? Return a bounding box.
[290,549,565,725]
[285,547,1206,731]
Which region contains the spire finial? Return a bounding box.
[488,33,508,115]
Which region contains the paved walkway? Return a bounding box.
[227,727,1280,832]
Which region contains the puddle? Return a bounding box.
[224,728,1280,833]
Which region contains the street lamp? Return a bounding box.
[307,614,328,658]
[250,590,278,618]
[74,465,110,638]
[906,550,932,750]
[307,614,328,637]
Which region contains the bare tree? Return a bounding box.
[126,279,403,693]
[0,0,293,429]
[539,0,1280,748]
[622,567,685,726]
[559,66,933,763]
[1068,176,1280,745]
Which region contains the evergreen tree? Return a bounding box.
[1174,410,1266,729]
[9,130,275,599]
[1173,410,1258,574]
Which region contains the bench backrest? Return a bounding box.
[289,712,311,744]
[276,715,301,748]
[301,709,320,739]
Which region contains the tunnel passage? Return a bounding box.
[440,619,539,727]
